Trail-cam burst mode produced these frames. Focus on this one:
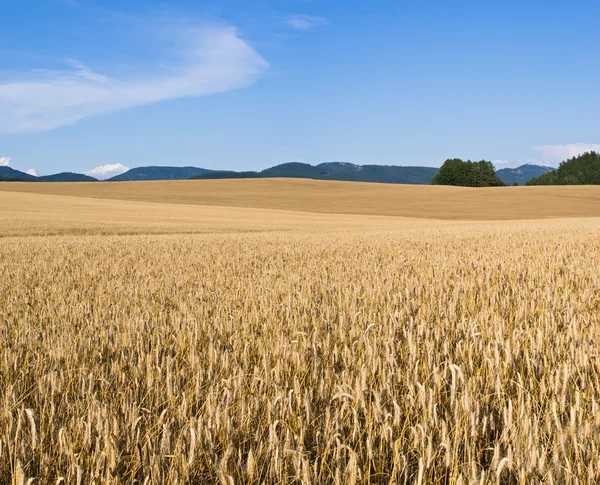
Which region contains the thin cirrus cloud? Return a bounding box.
[492,159,509,166]
[85,163,129,180]
[0,24,268,134]
[286,15,328,31]
[0,157,11,166]
[534,144,600,163]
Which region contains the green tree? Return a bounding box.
[432,159,506,187]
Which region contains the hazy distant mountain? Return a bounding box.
[0,162,555,186]
[193,162,439,185]
[108,166,213,181]
[0,166,38,181]
[496,164,555,185]
[38,172,98,182]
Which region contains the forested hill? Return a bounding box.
[0,166,38,181]
[109,166,212,181]
[496,164,554,186]
[526,152,600,185]
[0,167,98,182]
[38,173,97,182]
[192,162,440,184]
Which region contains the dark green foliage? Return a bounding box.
[261,162,317,178]
[431,159,507,187]
[512,182,519,186]
[526,152,600,185]
[197,170,261,179]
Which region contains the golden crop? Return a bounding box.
[3,178,600,220]
[1,183,600,484]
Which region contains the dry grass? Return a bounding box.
[2,178,600,220]
[1,187,600,483]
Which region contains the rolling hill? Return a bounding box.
[4,178,600,221]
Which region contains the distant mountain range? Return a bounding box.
[190,162,555,186]
[496,164,555,185]
[191,162,440,184]
[0,162,555,185]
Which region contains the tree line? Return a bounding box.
[526,151,600,185]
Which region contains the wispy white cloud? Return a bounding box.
[286,15,328,31]
[0,157,11,166]
[534,143,600,163]
[63,59,111,84]
[0,24,268,133]
[85,163,129,180]
[26,168,38,176]
[492,159,509,166]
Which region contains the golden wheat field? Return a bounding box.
[4,178,600,220]
[1,181,600,484]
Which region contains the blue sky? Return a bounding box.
[1,0,599,178]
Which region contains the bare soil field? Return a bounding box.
[2,183,600,483]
